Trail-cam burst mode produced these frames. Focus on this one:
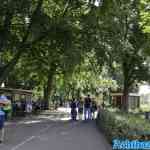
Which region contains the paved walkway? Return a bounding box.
[0,108,112,150]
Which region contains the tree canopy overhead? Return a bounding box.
[0,0,150,111]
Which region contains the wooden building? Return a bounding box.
[111,93,140,110]
[0,87,33,102]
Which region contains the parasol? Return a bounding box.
[0,95,10,105]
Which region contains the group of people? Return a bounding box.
[70,95,97,121]
[12,100,46,117]
[0,94,98,143]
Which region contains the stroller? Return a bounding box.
[70,99,77,121]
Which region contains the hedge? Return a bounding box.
[96,108,150,143]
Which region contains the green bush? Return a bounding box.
[96,108,150,143]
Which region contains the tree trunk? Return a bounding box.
[43,66,56,109]
[66,89,70,100]
[77,88,81,99]
[122,59,130,112]
[122,82,129,112]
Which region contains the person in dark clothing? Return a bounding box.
[78,100,83,120]
[12,102,18,117]
[70,98,77,121]
[21,100,26,117]
[84,95,92,120]
[91,101,97,120]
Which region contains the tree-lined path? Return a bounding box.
[0,108,111,150]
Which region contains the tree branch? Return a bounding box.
[22,0,44,43]
[62,0,71,17]
[0,0,14,51]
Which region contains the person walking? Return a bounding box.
[91,100,97,120]
[78,100,83,120]
[26,101,32,115]
[70,98,77,121]
[84,95,92,120]
[0,105,5,143]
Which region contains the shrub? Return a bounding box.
[96,108,150,143]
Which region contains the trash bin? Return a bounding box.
[0,110,5,129]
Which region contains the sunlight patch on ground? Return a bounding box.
[57,107,71,113]
[60,117,71,121]
[37,113,71,121]
[22,120,42,124]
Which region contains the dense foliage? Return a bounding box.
[0,0,150,110]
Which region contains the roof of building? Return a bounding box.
[111,92,140,97]
[0,87,33,95]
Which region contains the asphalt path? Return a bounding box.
[0,108,112,150]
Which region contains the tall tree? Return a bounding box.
[87,0,150,111]
[0,0,45,84]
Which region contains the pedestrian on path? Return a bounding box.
[77,99,83,120]
[91,100,97,120]
[26,101,33,115]
[70,98,77,121]
[0,105,5,143]
[84,95,92,120]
